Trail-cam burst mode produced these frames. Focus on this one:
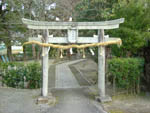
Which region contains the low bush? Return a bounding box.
[0,62,41,89]
[108,58,144,94]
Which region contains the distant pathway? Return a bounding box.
[55,59,85,88]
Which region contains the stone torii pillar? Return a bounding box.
[42,30,49,97]
[97,29,109,102]
[22,18,124,102]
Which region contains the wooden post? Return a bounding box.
[42,29,49,97]
[98,29,105,98]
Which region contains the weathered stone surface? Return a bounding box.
[22,18,124,30]
[0,76,2,87]
[95,96,112,103]
[37,93,56,105]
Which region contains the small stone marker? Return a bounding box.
[37,93,56,105]
[95,95,112,103]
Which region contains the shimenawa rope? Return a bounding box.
[23,39,122,49]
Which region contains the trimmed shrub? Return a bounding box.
[0,62,41,89]
[25,63,41,89]
[108,58,144,94]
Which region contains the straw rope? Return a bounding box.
[23,39,122,49]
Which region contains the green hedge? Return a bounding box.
[0,62,41,89]
[108,58,144,93]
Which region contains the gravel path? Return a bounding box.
[49,88,106,113]
[52,59,106,113]
[0,88,41,113]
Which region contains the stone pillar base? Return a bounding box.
[37,93,56,105]
[95,95,112,103]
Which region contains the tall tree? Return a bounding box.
[75,0,118,21]
[52,0,81,21]
[108,0,150,57]
[0,0,26,61]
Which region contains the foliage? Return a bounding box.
[0,0,27,61]
[0,62,41,89]
[75,0,150,58]
[52,0,80,21]
[108,58,144,93]
[108,0,150,57]
[25,62,41,89]
[75,0,118,21]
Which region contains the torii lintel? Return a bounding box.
[22,18,124,30]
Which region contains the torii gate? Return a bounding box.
[22,18,124,102]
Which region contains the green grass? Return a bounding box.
[109,109,124,113]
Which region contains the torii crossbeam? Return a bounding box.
[22,18,124,102]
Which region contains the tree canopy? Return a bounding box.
[75,0,150,57]
[108,0,150,57]
[0,0,150,59]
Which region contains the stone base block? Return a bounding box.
[37,93,56,105]
[95,95,112,103]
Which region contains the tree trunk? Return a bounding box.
[36,47,42,60]
[23,46,27,61]
[5,40,13,61]
[32,44,36,60]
